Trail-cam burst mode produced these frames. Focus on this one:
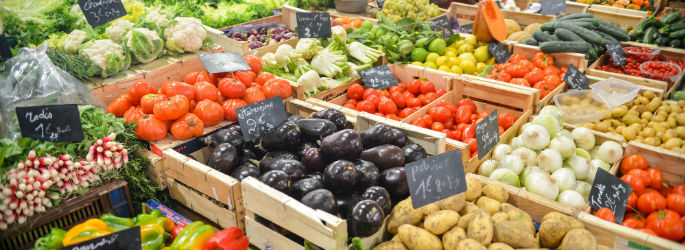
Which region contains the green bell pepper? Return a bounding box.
[101,213,134,232]
[169,221,214,250]
[135,209,174,232]
[141,223,166,250]
[33,228,67,250]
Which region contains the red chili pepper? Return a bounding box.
[203,227,249,250]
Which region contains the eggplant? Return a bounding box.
[301,148,325,173]
[264,159,305,181]
[360,186,391,215]
[292,177,323,200]
[348,200,384,237]
[259,170,292,195]
[306,172,324,182]
[354,160,380,192]
[297,141,319,158]
[389,128,408,147]
[261,122,301,152]
[287,115,304,123]
[230,162,260,180]
[403,144,427,163]
[380,167,408,200]
[335,194,360,218]
[207,143,239,174]
[360,145,405,170]
[240,148,256,163]
[312,108,347,130]
[300,189,337,214]
[204,127,243,148]
[323,160,357,194]
[259,151,298,172]
[320,129,362,161]
[295,118,337,141]
[360,124,393,149]
[243,140,266,159]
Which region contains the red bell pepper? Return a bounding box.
[203,227,249,250]
[170,225,186,242]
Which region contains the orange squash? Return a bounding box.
[473,0,506,42]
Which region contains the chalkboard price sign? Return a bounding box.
[0,35,12,61]
[605,43,627,66]
[272,9,282,15]
[540,0,566,15]
[589,168,631,224]
[16,104,84,142]
[358,65,400,90]
[407,150,467,209]
[429,15,454,39]
[377,0,386,9]
[296,12,332,38]
[475,110,500,159]
[563,64,589,90]
[63,226,141,250]
[459,23,473,34]
[78,0,127,28]
[236,96,289,142]
[488,40,511,64]
[199,52,252,74]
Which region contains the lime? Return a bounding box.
[474,46,490,62]
[428,38,446,55]
[425,53,440,63]
[411,61,424,66]
[424,61,438,69]
[451,65,463,74]
[436,56,449,67]
[410,48,429,62]
[457,44,474,55]
[438,65,451,72]
[459,60,476,75]
[458,53,477,63]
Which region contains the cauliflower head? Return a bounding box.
[79,39,131,78]
[146,9,169,28]
[124,28,164,64]
[163,17,209,54]
[63,29,88,53]
[105,19,135,42]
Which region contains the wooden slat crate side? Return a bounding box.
[244,215,304,250]
[624,141,685,187]
[563,1,591,15]
[356,112,448,156]
[577,212,685,250]
[587,8,645,30]
[140,150,168,190]
[167,179,241,229]
[589,4,651,18]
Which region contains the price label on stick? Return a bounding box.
[407,150,467,209]
[563,64,589,90]
[377,0,386,9]
[63,226,141,250]
[429,15,454,39]
[605,43,627,66]
[78,0,127,28]
[459,23,473,34]
[296,12,332,38]
[475,110,500,159]
[0,35,12,61]
[199,52,251,74]
[236,96,289,142]
[272,9,282,15]
[488,40,511,64]
[588,168,631,224]
[358,65,400,90]
[540,0,566,15]
[16,104,84,142]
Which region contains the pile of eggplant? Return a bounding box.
[203,108,428,238]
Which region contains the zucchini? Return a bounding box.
[634,17,658,34]
[554,22,604,45]
[597,22,631,41]
[558,13,594,21]
[659,26,671,35]
[644,26,658,43]
[663,12,682,24]
[522,38,538,46]
[629,31,640,41]
[533,30,559,43]
[672,22,685,30]
[555,28,584,42]
[596,31,619,44]
[540,22,556,32]
[670,29,685,38]
[539,41,591,53]
[656,35,670,46]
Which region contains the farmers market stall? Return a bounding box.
[1,0,685,249]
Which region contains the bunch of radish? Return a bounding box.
[86,133,129,171]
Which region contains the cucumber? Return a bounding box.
[565,21,597,29]
[659,25,671,35]
[597,22,631,41]
[558,13,594,21]
[629,31,640,41]
[587,47,598,62]
[656,34,671,46]
[670,39,683,48]
[672,22,685,30]
[555,28,584,42]
[564,18,601,26]
[533,30,559,43]
[670,29,685,38]
[522,38,538,46]
[539,41,591,53]
[634,17,658,34]
[596,31,619,44]
[554,22,604,45]
[644,26,658,43]
[540,22,556,32]
[663,12,682,24]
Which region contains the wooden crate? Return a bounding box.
[624,141,685,186]
[167,178,241,229]
[140,150,167,190]
[217,15,298,56]
[587,6,646,30]
[447,1,555,33]
[563,1,591,15]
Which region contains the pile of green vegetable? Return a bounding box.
[629,10,685,48]
[521,13,630,63]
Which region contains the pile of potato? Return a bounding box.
[373,177,600,250]
[580,91,685,153]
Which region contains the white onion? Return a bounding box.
[533,114,561,137]
[557,190,586,208]
[501,155,524,175]
[557,129,573,140]
[519,123,533,135]
[589,146,601,160]
[538,148,563,173]
[525,172,559,200]
[512,147,538,167]
[586,159,611,184]
[520,166,544,187]
[591,159,611,172]
[598,141,623,164]
[551,168,577,191]
[550,135,576,158]
[564,155,589,180]
[539,105,563,123]
[521,124,550,150]
[510,136,525,149]
[575,148,591,160]
[490,168,521,187]
[492,144,513,161]
[575,181,592,200]
[478,160,499,177]
[572,127,595,150]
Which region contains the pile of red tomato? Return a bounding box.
[343,80,447,121]
[106,55,293,141]
[597,46,684,83]
[485,52,566,100]
[410,100,517,158]
[595,154,685,244]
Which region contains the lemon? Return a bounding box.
[411,61,424,66]
[448,57,459,66]
[458,53,477,63]
[451,65,463,74]
[457,44,474,54]
[465,36,478,46]
[436,56,449,67]
[486,57,496,65]
[474,46,490,62]
[453,40,465,49]
[438,65,451,72]
[425,53,440,63]
[476,62,487,73]
[445,50,457,58]
[459,60,476,75]
[424,61,438,69]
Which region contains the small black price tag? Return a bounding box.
[0,35,12,61]
[430,0,449,3]
[459,23,473,34]
[16,104,84,142]
[429,15,454,39]
[540,0,566,15]
[475,110,499,159]
[236,96,289,142]
[199,52,251,74]
[63,226,141,250]
[488,40,511,64]
[605,43,627,66]
[358,65,400,90]
[406,150,467,209]
[78,0,127,28]
[377,0,386,9]
[296,12,332,38]
[563,64,589,90]
[272,9,282,15]
[589,169,630,224]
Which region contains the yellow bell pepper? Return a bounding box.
[62,219,113,246]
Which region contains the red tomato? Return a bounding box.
[638,192,667,215]
[510,78,531,87]
[457,99,477,113]
[596,207,616,223]
[128,81,157,105]
[195,72,216,85]
[218,79,246,99]
[106,94,134,118]
[408,79,422,95]
[140,94,166,114]
[419,114,433,125]
[462,125,476,139]
[674,185,685,196]
[244,87,266,104]
[621,154,648,175]
[366,95,382,108]
[423,92,438,105]
[646,168,663,189]
[505,64,530,78]
[445,130,461,140]
[222,99,247,121]
[498,113,517,130]
[345,99,358,106]
[493,72,512,82]
[435,88,447,96]
[508,54,528,64]
[388,86,402,94]
[363,88,379,99]
[411,118,427,128]
[194,81,219,102]
[184,72,201,85]
[406,98,422,108]
[532,52,554,68]
[622,218,645,229]
[235,71,256,85]
[519,60,536,71]
[429,106,452,123]
[627,192,638,212]
[356,100,375,113]
[269,78,292,98]
[524,68,545,84]
[255,72,275,86]
[161,81,195,101]
[622,173,649,196]
[543,65,561,76]
[377,89,391,98]
[403,91,415,100]
[378,97,398,114]
[390,91,407,108]
[542,74,562,87]
[262,81,282,98]
[193,99,224,126]
[123,106,144,124]
[398,108,417,118]
[463,138,477,154]
[647,210,685,241]
[668,194,685,216]
[455,106,473,124]
[431,122,445,131]
[420,81,436,94]
[243,55,262,74]
[385,114,401,121]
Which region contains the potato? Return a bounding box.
[664,138,683,150]
[491,212,509,224]
[373,241,407,250]
[677,113,685,126]
[539,212,584,249]
[456,239,487,250]
[458,212,475,230]
[423,203,441,216]
[387,198,424,234]
[468,209,493,246]
[442,226,467,250]
[424,210,460,235]
[482,184,509,203]
[643,90,656,99]
[488,242,514,250]
[500,203,535,234]
[391,234,401,242]
[398,224,443,250]
[465,178,483,201]
[460,201,480,216]
[493,221,538,248]
[477,196,501,215]
[439,193,466,212]
[558,228,597,250]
